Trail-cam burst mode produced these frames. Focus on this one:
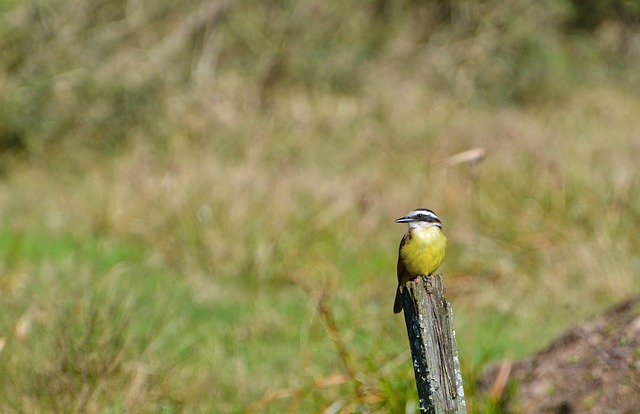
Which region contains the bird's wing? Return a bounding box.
[396,232,411,285]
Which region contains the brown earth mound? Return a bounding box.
[481,297,640,414]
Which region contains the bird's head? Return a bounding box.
[395,208,442,229]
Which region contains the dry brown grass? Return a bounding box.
[1,1,640,412]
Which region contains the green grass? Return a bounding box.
[1,95,639,412]
[1,0,640,413]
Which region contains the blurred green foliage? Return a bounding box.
[0,0,639,413]
[1,0,638,154]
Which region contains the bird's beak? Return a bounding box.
[395,216,413,223]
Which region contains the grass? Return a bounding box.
[1,1,640,413]
[2,90,639,412]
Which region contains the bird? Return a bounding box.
[393,208,447,314]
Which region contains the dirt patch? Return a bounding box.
[481,297,640,413]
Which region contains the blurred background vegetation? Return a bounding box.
[1,0,639,412]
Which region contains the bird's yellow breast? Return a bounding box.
[400,226,447,276]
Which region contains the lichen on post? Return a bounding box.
[401,274,467,414]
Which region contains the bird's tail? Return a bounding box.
[393,286,403,314]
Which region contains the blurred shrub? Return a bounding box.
[0,0,198,155]
[0,0,638,157]
[567,0,640,31]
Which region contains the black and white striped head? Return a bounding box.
[395,208,442,229]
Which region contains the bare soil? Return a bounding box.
[481,297,640,414]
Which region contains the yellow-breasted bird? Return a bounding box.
[393,208,447,314]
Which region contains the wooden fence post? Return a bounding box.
[401,274,467,414]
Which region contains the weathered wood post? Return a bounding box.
[401,274,466,414]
